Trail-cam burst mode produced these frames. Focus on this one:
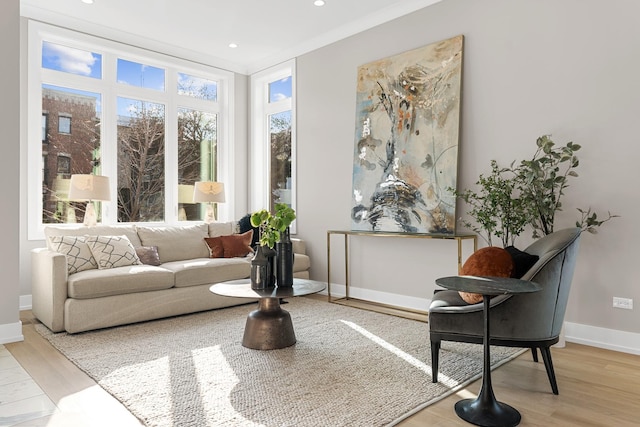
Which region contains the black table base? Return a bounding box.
[455,396,521,427]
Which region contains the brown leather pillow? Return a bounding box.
[219,230,254,258]
[459,246,514,304]
[204,237,224,258]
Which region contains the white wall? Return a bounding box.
[0,0,23,344]
[296,0,639,340]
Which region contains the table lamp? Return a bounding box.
[178,184,195,221]
[193,181,225,223]
[68,174,111,227]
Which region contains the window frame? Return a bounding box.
[27,21,234,240]
[250,60,297,232]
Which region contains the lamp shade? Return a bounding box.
[178,184,196,204]
[193,181,225,203]
[68,174,111,201]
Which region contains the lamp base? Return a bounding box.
[204,203,216,224]
[84,201,97,227]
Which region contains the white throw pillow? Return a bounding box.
[85,235,142,270]
[48,235,98,274]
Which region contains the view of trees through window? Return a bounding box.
[35,28,224,228]
[268,76,293,211]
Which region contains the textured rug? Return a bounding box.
[36,298,524,427]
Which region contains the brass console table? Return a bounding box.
[326,230,477,317]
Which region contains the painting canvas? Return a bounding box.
[351,35,463,234]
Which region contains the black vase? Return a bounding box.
[263,245,277,287]
[250,245,269,290]
[276,227,294,287]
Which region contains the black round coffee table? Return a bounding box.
[210,278,326,350]
[435,275,541,427]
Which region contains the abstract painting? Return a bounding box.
[351,35,463,234]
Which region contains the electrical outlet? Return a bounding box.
[613,297,633,310]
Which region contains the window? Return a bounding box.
[250,60,296,229]
[58,115,71,134]
[28,22,233,239]
[41,114,48,142]
[56,155,70,177]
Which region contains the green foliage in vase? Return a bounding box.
[250,203,296,249]
[450,160,528,247]
[454,134,619,245]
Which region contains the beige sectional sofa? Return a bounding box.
[32,221,310,334]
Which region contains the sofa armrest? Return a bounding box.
[291,238,306,255]
[31,248,68,332]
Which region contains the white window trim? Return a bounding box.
[250,59,297,232]
[27,21,234,240]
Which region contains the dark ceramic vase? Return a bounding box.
[276,227,294,287]
[250,245,270,290]
[263,245,277,287]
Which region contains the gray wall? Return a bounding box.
[0,0,21,342]
[296,0,639,333]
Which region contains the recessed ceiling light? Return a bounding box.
[228,43,238,49]
[81,0,94,4]
[314,0,325,6]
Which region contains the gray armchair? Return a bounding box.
[429,227,581,394]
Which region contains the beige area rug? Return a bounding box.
[36,298,524,427]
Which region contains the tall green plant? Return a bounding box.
[452,160,528,247]
[510,135,579,238]
[454,134,619,245]
[510,135,618,238]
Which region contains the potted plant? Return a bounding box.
[250,204,296,288]
[454,135,618,247]
[450,160,529,247]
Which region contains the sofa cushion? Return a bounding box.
[208,221,237,237]
[45,225,141,248]
[68,265,175,299]
[48,235,98,274]
[136,224,209,262]
[293,253,311,273]
[85,235,142,269]
[135,246,162,266]
[162,258,252,288]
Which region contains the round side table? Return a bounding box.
[435,275,541,427]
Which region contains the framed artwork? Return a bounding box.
[351,35,463,234]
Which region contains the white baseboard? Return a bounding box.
[322,286,640,355]
[20,294,32,311]
[322,284,430,313]
[0,321,24,345]
[564,322,640,355]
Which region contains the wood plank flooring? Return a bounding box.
[5,305,640,426]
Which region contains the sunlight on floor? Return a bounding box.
[340,320,461,388]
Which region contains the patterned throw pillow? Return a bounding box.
[85,235,142,270]
[48,236,98,275]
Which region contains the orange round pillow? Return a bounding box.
[458,246,514,304]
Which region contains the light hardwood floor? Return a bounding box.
[5,307,640,427]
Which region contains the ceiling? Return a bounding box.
[21,0,442,74]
